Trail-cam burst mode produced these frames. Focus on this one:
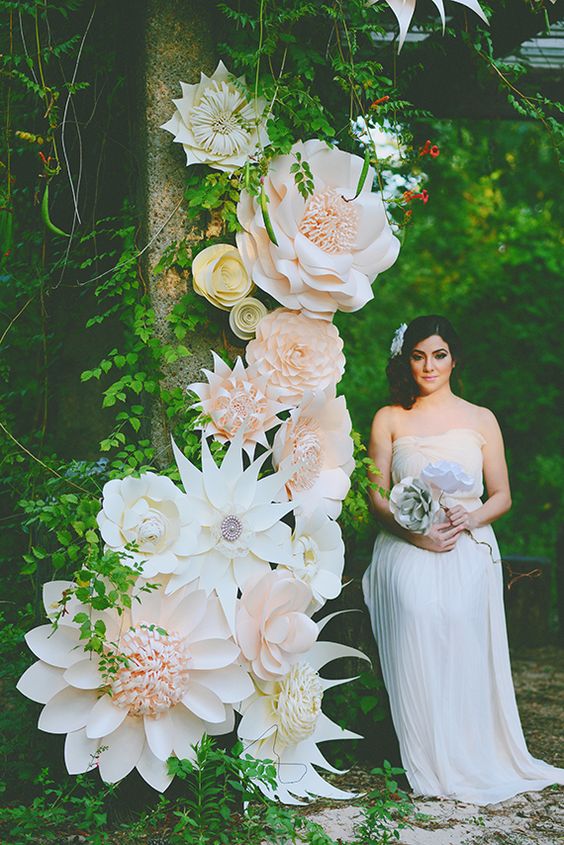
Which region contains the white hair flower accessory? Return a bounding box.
[390,322,407,358]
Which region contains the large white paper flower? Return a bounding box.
[245,309,345,405]
[236,570,318,682]
[272,390,354,519]
[188,352,289,457]
[389,476,440,534]
[237,615,369,803]
[17,581,253,792]
[420,460,475,495]
[367,0,488,51]
[280,509,345,612]
[96,472,198,578]
[167,428,296,632]
[236,139,400,318]
[161,60,270,172]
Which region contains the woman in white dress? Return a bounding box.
[362,314,564,805]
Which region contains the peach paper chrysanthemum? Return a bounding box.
[245,308,345,405]
[272,389,354,519]
[188,353,289,456]
[236,570,318,682]
[236,139,400,319]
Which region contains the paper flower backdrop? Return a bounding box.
[367,0,488,52]
[237,139,400,319]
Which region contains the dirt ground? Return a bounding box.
[305,646,564,844]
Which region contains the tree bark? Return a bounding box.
[140,0,216,466]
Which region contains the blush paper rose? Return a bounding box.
[389,476,440,535]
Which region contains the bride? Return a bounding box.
[362,314,564,805]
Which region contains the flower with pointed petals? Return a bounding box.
[280,509,345,612]
[236,139,399,319]
[17,581,253,792]
[272,389,354,519]
[367,0,488,52]
[245,309,345,405]
[161,60,270,173]
[96,472,198,578]
[237,614,369,803]
[236,570,319,682]
[168,427,295,633]
[188,353,289,457]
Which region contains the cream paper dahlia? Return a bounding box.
[367,0,488,51]
[161,60,270,172]
[245,308,345,405]
[17,581,253,792]
[192,244,254,310]
[236,138,400,318]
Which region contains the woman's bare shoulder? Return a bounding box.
[370,405,401,440]
[456,398,501,437]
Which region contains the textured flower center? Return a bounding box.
[289,419,323,492]
[220,514,244,542]
[299,188,359,254]
[191,82,254,157]
[111,624,190,717]
[273,663,323,747]
[216,384,263,436]
[137,512,166,547]
[294,536,320,581]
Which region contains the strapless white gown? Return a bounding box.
[362,428,564,805]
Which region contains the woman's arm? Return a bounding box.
[368,409,465,552]
[446,409,512,531]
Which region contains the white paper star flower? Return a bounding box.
[188,352,289,457]
[367,0,488,52]
[237,614,369,803]
[161,60,270,172]
[17,581,253,792]
[96,472,199,578]
[168,427,296,632]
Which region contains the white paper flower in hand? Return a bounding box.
[246,308,345,406]
[389,476,440,534]
[229,296,268,340]
[236,139,400,319]
[168,426,296,632]
[236,569,318,682]
[161,60,270,172]
[421,460,475,495]
[280,508,345,612]
[367,1,488,52]
[192,244,254,310]
[188,353,290,457]
[96,472,198,578]
[272,389,354,519]
[17,581,253,792]
[237,614,369,803]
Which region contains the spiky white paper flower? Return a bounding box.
[17,581,253,792]
[188,352,289,457]
[280,509,345,612]
[367,0,488,51]
[237,614,369,803]
[161,60,270,172]
[168,427,296,632]
[96,472,198,578]
[272,389,354,519]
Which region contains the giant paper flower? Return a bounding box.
[17,581,253,792]
[96,472,198,578]
[161,60,270,172]
[280,509,345,612]
[272,389,354,519]
[167,428,296,632]
[245,309,345,405]
[367,0,488,51]
[237,615,369,803]
[188,352,289,457]
[192,244,254,310]
[236,570,318,682]
[236,139,400,318]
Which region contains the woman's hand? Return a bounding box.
[444,504,475,531]
[413,520,466,553]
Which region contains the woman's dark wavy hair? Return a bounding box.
[386,315,463,410]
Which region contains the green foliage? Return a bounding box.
[353,760,414,845]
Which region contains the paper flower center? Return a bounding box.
[191,82,253,157]
[294,536,320,582]
[137,511,167,548]
[273,663,323,747]
[111,624,190,717]
[299,188,359,254]
[220,514,244,542]
[289,419,323,492]
[216,384,264,436]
